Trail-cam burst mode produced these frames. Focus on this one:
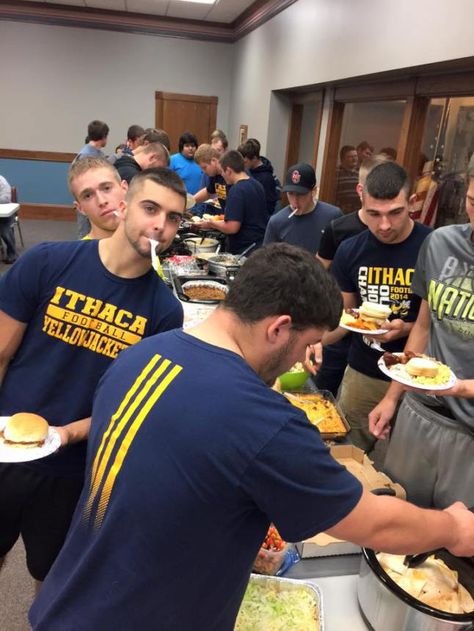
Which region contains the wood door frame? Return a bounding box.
[155,91,218,132]
[319,68,474,204]
[284,91,324,171]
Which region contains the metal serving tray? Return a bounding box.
[236,573,324,631]
[286,390,350,440]
[172,275,229,304]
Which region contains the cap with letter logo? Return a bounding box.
[282,162,316,194]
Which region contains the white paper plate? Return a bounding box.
[377,354,457,391]
[0,417,62,463]
[339,310,388,335]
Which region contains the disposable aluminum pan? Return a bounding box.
[358,548,474,631]
[207,254,244,278]
[239,573,324,631]
[180,280,228,304]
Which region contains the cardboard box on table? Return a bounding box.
[296,445,405,558]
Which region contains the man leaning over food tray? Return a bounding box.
[29,244,474,631]
[0,167,184,590]
[368,161,474,509]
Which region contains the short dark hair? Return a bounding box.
[87,120,109,141]
[238,140,260,160]
[247,138,261,153]
[220,150,245,173]
[126,167,186,209]
[356,140,374,153]
[365,161,410,200]
[127,125,145,141]
[379,147,398,161]
[466,157,474,185]
[224,243,342,331]
[179,132,198,153]
[339,145,356,161]
[138,128,171,151]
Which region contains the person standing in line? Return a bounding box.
[74,120,110,237]
[197,150,269,254]
[314,155,388,396]
[170,132,203,194]
[0,167,185,589]
[238,139,280,216]
[123,125,145,156]
[311,161,432,453]
[263,163,341,254]
[29,244,474,631]
[335,145,360,214]
[369,163,474,509]
[114,143,169,184]
[193,144,230,213]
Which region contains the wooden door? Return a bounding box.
[155,92,218,154]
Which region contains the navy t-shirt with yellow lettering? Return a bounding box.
[30,330,362,631]
[331,222,431,379]
[0,240,183,476]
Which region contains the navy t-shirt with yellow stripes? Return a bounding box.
[30,329,362,631]
[0,240,183,477]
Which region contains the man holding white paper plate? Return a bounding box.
[0,166,184,587]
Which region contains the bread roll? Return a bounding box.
[405,357,439,378]
[3,412,49,447]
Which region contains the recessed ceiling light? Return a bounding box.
[175,0,215,4]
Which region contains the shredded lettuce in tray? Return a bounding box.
[235,581,319,631]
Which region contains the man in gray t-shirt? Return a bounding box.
[263,163,341,254]
[369,170,474,508]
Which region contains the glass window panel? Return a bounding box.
[335,100,406,214]
[416,96,474,227]
[298,102,320,164]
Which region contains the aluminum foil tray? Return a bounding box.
[235,573,324,631]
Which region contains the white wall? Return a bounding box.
[0,21,234,152]
[229,0,474,180]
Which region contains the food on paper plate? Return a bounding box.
[340,302,391,331]
[358,301,392,326]
[235,580,320,630]
[1,413,49,449]
[405,357,439,378]
[377,553,474,614]
[382,351,452,386]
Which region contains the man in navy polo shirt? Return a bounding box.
[264,163,341,254]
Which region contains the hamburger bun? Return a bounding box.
[2,413,49,448]
[359,301,392,326]
[405,357,439,379]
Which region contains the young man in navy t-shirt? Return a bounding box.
[0,166,185,587]
[193,143,229,213]
[198,150,269,254]
[314,162,431,453]
[30,244,474,631]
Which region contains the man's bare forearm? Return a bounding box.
[327,490,468,555]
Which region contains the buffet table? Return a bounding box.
[287,555,369,630]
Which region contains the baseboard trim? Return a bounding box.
[19,204,76,221]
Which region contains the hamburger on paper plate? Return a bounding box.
[358,301,392,327]
[1,413,49,449]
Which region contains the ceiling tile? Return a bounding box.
[85,0,126,10]
[206,0,255,22]
[166,1,215,21]
[125,0,170,16]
